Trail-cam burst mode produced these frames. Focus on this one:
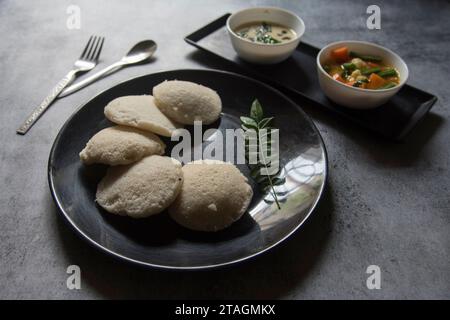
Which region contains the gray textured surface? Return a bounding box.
[0,0,448,299]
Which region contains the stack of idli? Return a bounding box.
[79,80,252,231]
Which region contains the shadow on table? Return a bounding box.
[297,98,445,168]
[187,50,445,168]
[52,183,334,299]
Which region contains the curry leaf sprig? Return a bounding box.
[240,99,285,209]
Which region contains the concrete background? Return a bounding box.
[0,0,448,299]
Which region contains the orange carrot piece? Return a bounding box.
[346,80,355,87]
[367,62,379,68]
[367,73,386,89]
[331,47,349,63]
[333,73,345,83]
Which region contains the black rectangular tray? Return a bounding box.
[185,13,437,141]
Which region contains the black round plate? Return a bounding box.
[48,69,327,270]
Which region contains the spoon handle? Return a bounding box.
[59,61,124,97]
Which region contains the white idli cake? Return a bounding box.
[104,95,180,137]
[169,160,253,232]
[96,155,183,218]
[153,80,222,125]
[79,125,165,166]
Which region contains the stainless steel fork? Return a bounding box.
[17,35,105,135]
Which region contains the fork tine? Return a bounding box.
[85,36,98,60]
[93,37,105,62]
[89,36,101,61]
[80,35,94,59]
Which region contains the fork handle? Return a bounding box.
[17,70,77,135]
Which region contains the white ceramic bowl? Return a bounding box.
[317,40,409,109]
[226,7,305,64]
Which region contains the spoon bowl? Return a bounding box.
[121,40,157,65]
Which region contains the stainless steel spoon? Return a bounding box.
[60,40,157,97]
